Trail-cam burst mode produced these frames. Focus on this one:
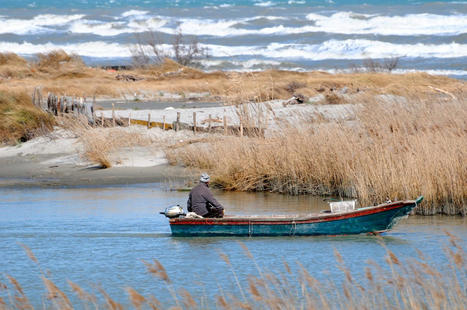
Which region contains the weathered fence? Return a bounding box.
[32,87,95,124]
[32,87,265,137]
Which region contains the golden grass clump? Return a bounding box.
[0,90,55,144]
[36,50,83,70]
[0,53,27,66]
[0,53,33,80]
[169,97,467,215]
[73,125,152,168]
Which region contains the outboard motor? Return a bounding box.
[160,205,185,218]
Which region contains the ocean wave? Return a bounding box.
[201,59,467,76]
[1,39,466,60]
[305,12,467,36]
[0,11,464,37]
[270,40,466,60]
[0,14,84,35]
[0,41,131,58]
[200,59,282,69]
[254,1,275,7]
[156,12,467,37]
[121,10,149,18]
[69,17,167,36]
[203,40,467,60]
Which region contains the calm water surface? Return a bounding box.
[0,183,466,307]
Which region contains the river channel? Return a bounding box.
[1,183,466,307]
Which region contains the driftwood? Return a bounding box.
[116,74,143,82]
[283,94,306,107]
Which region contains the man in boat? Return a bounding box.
[187,173,224,218]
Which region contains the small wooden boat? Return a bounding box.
[163,196,423,237]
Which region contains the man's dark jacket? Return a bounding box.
[187,182,224,216]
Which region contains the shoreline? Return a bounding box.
[0,154,190,189]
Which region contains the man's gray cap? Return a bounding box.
[200,173,210,183]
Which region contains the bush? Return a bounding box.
[35,50,84,70]
[130,28,209,68]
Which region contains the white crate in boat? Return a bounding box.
[329,200,356,213]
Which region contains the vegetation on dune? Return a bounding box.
[0,53,27,66]
[35,50,84,71]
[0,51,464,103]
[169,97,467,215]
[0,90,54,144]
[1,234,465,309]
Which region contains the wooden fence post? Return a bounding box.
[112,103,116,127]
[240,121,243,137]
[147,113,151,129]
[128,112,131,127]
[163,115,166,130]
[208,114,212,133]
[223,114,227,135]
[101,112,104,127]
[57,97,61,116]
[193,112,197,134]
[32,88,36,107]
[176,112,180,131]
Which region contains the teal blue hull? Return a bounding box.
[168,198,422,237]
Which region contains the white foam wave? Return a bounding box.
[2,11,464,38]
[70,17,167,36]
[392,69,467,76]
[0,14,84,35]
[205,40,467,60]
[254,1,275,7]
[0,41,132,58]
[200,59,282,69]
[201,60,467,76]
[121,10,149,18]
[1,39,466,60]
[305,12,467,36]
[157,12,466,37]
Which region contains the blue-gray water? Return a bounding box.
[0,1,465,78]
[0,183,466,307]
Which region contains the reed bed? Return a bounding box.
[169,98,467,215]
[0,234,465,309]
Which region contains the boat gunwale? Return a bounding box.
[170,199,417,226]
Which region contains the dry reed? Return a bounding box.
[0,90,55,144]
[0,235,465,309]
[74,125,152,168]
[169,97,467,215]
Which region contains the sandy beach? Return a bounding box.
[0,91,360,188]
[0,127,192,188]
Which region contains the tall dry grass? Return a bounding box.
[0,90,55,144]
[168,97,467,215]
[1,234,465,309]
[78,127,152,168]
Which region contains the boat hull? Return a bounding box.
[169,198,421,237]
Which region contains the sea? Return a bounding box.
[0,0,466,78]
